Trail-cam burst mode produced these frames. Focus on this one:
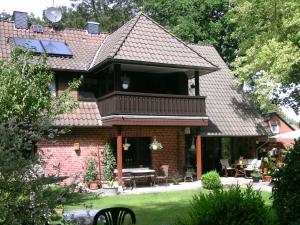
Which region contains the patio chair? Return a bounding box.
[93,207,136,225]
[154,165,169,185]
[184,168,195,182]
[220,159,234,177]
[244,159,257,177]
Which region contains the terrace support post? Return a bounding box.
[195,71,200,96]
[117,127,123,184]
[196,128,202,179]
[114,64,121,91]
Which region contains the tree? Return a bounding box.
[141,0,238,64]
[56,0,141,32]
[230,0,300,114]
[0,49,81,224]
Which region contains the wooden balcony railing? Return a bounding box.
[97,91,206,117]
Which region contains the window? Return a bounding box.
[50,80,56,97]
[271,124,279,134]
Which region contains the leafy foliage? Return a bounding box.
[141,0,238,64]
[84,155,97,183]
[201,170,222,190]
[272,139,300,225]
[230,0,300,113]
[0,49,81,224]
[103,143,116,181]
[176,186,279,225]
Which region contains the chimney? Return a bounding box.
[12,11,29,29]
[84,22,100,34]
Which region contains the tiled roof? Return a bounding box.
[0,21,108,71]
[91,13,218,71]
[189,44,268,136]
[53,102,102,127]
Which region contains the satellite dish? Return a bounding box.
[45,7,62,23]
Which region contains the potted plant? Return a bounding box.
[262,174,272,182]
[263,157,270,174]
[102,143,118,195]
[84,156,98,190]
[251,171,262,183]
[123,143,131,151]
[149,137,163,150]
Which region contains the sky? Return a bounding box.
[1,1,300,122]
[0,0,72,18]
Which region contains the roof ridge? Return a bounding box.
[112,12,143,58]
[139,13,219,69]
[89,35,109,70]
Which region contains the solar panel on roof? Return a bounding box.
[13,37,45,53]
[40,40,73,57]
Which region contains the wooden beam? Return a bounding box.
[194,71,199,96]
[117,127,123,184]
[196,128,202,179]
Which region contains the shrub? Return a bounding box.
[272,139,300,225]
[103,143,116,181]
[176,186,279,225]
[84,156,97,183]
[201,170,222,190]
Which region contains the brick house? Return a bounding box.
[263,112,297,148]
[0,11,268,184]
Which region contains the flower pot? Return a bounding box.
[262,176,271,182]
[263,168,269,174]
[123,146,129,151]
[103,187,118,196]
[54,207,64,216]
[252,176,260,183]
[89,182,99,190]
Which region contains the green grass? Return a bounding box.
[61,188,273,225]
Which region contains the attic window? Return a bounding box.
[270,121,279,134]
[12,37,73,57]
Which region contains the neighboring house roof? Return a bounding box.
[0,21,108,71]
[53,102,102,127]
[263,112,296,131]
[189,44,268,137]
[91,13,217,71]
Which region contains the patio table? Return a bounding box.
[234,163,246,177]
[114,168,155,187]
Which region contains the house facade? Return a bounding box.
[0,12,268,184]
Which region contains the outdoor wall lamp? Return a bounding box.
[121,74,130,90]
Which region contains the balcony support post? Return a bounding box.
[195,71,200,96]
[117,127,123,184]
[196,128,202,179]
[114,64,121,91]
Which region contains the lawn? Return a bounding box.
[63,189,272,225]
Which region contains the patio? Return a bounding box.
[88,177,272,196]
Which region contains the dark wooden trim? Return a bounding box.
[102,117,208,127]
[97,91,206,117]
[195,71,200,96]
[113,64,121,91]
[196,129,202,179]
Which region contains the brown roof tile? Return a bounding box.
[188,44,268,136]
[53,101,101,127]
[0,21,108,71]
[91,13,217,71]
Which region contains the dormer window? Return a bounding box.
[271,122,279,134]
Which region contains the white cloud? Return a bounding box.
[1,0,72,18]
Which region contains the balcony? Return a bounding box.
[97,91,208,126]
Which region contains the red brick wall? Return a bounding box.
[268,115,294,134]
[38,126,186,185]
